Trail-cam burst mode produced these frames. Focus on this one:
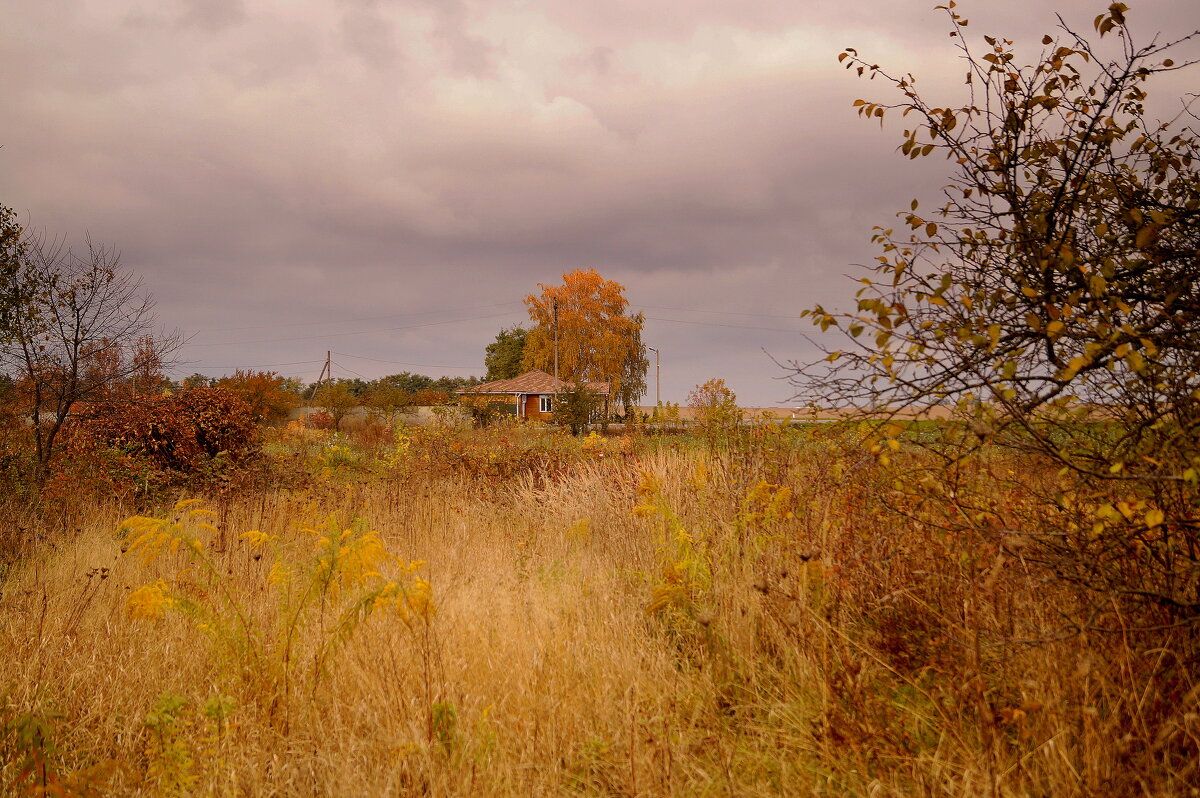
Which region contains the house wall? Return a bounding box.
[523,394,549,420]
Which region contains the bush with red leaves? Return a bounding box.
[83,387,260,474]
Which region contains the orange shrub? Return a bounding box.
[215,370,300,423]
[82,387,260,474]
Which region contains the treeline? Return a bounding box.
[173,370,483,427]
[179,370,480,398]
[1,367,482,430]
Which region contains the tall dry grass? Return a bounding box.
[1,425,1196,795]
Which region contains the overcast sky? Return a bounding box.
[4,0,1198,406]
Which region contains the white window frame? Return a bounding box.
[539,394,553,414]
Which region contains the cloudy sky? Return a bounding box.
[4,0,1198,406]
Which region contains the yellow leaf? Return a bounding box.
[1135,224,1159,249]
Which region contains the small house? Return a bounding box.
[456,369,610,421]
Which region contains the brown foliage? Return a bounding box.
[216,370,299,423]
[522,268,647,412]
[794,6,1200,633]
[412,388,450,406]
[82,387,259,474]
[313,382,359,430]
[1,232,181,483]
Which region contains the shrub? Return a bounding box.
[306,410,336,431]
[689,379,741,449]
[552,384,600,435]
[82,387,259,476]
[214,370,299,424]
[792,5,1200,637]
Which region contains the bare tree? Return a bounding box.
[1,232,181,484]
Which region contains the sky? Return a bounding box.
[3,0,1198,407]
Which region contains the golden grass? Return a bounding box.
[1,429,1197,796]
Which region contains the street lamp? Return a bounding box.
[647,346,660,409]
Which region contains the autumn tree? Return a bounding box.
[522,268,648,415]
[688,378,741,450]
[0,204,26,340]
[790,6,1200,631]
[0,232,180,484]
[484,325,527,381]
[365,372,479,395]
[79,337,125,400]
[78,334,167,401]
[412,387,452,406]
[314,380,359,431]
[216,370,300,423]
[129,335,168,396]
[362,382,414,424]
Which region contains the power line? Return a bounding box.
[644,316,805,334]
[640,304,802,320]
[165,369,318,381]
[208,300,524,332]
[168,352,478,378]
[334,361,369,380]
[333,351,479,370]
[185,309,524,348]
[170,359,325,371]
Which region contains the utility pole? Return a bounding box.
[312,350,331,401]
[647,346,660,408]
[552,298,559,388]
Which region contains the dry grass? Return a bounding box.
[1,426,1197,796]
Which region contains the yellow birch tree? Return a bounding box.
[521,268,647,414]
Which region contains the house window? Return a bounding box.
[539,395,553,414]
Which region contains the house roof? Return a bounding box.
[457,369,610,396]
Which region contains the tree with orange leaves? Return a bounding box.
[216,370,300,424]
[80,334,167,401]
[1,232,180,484]
[521,268,647,415]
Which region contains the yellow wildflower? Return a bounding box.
[128,580,174,620]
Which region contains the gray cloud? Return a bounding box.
[178,0,246,32]
[3,0,1199,404]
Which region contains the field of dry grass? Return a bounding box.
[2,422,1196,796]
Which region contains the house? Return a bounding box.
[456,369,610,421]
